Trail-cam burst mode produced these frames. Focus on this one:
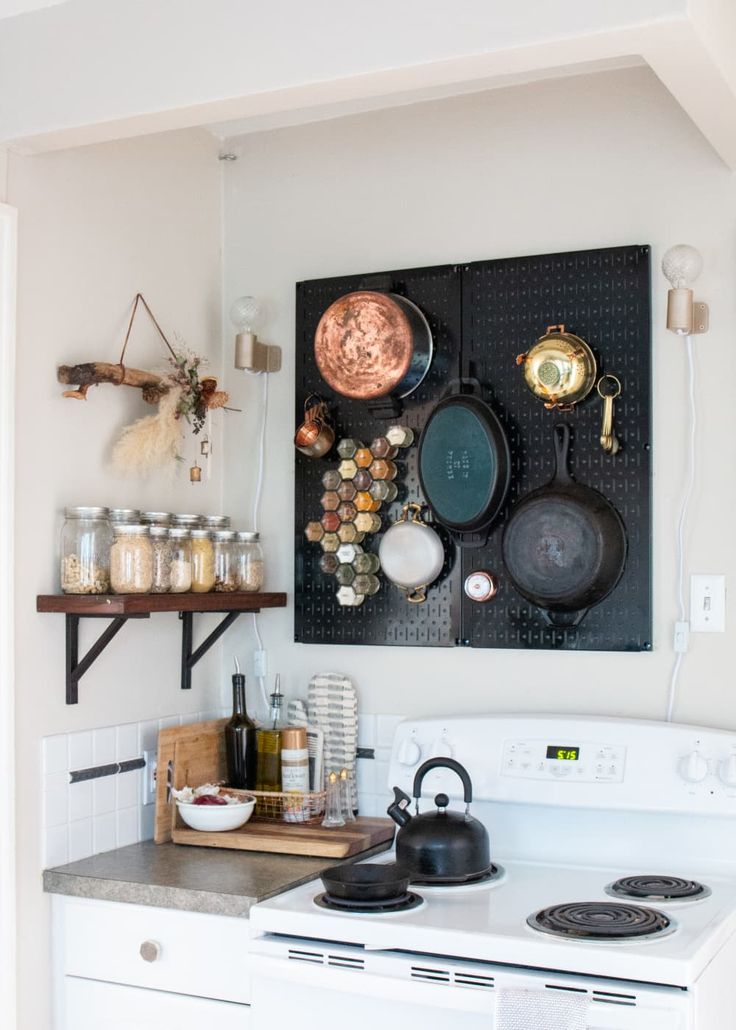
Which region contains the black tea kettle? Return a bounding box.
[387,758,492,884]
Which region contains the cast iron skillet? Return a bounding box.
[418,380,511,548]
[320,863,410,902]
[502,423,627,627]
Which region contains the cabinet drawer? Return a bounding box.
[64,976,249,1030]
[61,897,251,1003]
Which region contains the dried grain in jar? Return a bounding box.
[236,531,264,592]
[60,506,113,594]
[149,526,173,593]
[213,530,238,592]
[190,529,215,592]
[168,528,192,592]
[110,524,153,594]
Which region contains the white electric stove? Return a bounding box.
[249,715,736,1029]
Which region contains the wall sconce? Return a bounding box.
[231,295,281,372]
[661,245,709,335]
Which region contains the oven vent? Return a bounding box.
[454,972,495,990]
[411,965,451,984]
[545,985,588,994]
[592,990,637,1008]
[327,954,366,971]
[288,947,325,965]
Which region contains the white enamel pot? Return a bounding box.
[378,503,445,603]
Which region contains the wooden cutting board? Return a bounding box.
[155,718,395,857]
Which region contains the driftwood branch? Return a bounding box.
[57,362,168,403]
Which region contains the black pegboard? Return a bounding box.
[294,245,651,653]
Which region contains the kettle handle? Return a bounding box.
[412,758,473,805]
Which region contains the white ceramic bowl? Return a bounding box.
[176,796,255,832]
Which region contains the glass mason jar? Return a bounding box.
[149,526,173,593]
[190,529,215,593]
[109,508,141,526]
[140,511,172,528]
[168,528,192,593]
[60,506,113,594]
[236,531,264,592]
[110,524,153,594]
[213,530,238,592]
[172,513,203,530]
[202,515,230,530]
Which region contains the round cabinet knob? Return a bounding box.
[397,737,422,767]
[430,737,454,759]
[679,750,709,783]
[139,940,162,963]
[719,755,736,787]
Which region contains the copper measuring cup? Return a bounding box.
[294,394,335,458]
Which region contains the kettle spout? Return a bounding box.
[387,786,412,827]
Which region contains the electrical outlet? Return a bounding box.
[690,574,726,633]
[254,649,268,679]
[142,750,157,806]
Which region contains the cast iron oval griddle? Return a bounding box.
[502,423,627,627]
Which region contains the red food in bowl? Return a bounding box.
[192,794,228,806]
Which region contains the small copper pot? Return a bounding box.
[295,395,335,458]
[516,324,597,411]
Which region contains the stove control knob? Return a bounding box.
[719,755,736,787]
[430,737,454,759]
[397,737,422,767]
[679,750,709,783]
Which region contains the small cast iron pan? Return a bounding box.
[502,423,627,628]
[418,380,511,548]
[319,863,410,902]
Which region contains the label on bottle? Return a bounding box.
[281,747,310,792]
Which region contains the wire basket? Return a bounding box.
[222,786,326,824]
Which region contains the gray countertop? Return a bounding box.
[43,839,392,917]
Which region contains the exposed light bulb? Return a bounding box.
[230,295,264,334]
[662,245,703,290]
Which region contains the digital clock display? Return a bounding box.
[546,746,580,761]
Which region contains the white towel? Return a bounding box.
[495,988,589,1030]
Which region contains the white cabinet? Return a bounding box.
[52,895,252,1029]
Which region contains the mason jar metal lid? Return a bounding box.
[202,515,230,528]
[172,514,202,526]
[109,508,141,522]
[168,527,191,539]
[112,523,150,535]
[213,529,236,541]
[190,528,212,539]
[236,531,260,542]
[64,506,109,519]
[149,525,170,538]
[140,511,172,524]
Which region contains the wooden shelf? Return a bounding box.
[37,592,287,704]
[37,591,286,615]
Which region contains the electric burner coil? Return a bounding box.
[606,875,710,902]
[527,901,675,941]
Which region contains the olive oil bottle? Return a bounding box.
[256,675,285,792]
[225,662,257,790]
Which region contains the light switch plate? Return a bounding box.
[690,574,726,633]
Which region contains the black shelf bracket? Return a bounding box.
[65,613,150,705]
[180,610,243,691]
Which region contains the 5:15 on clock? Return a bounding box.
[546,746,580,761]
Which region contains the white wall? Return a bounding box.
[8,128,223,1030]
[221,66,736,727]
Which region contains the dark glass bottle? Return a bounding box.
[225,672,257,789]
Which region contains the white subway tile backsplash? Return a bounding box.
[68,731,93,771]
[376,714,404,747]
[138,719,158,752]
[158,716,178,733]
[139,804,155,842]
[93,775,116,816]
[68,780,92,823]
[43,734,68,776]
[45,825,69,868]
[44,782,69,829]
[117,769,140,809]
[116,723,138,762]
[357,714,377,749]
[116,807,139,848]
[92,727,116,765]
[68,819,93,862]
[93,813,116,855]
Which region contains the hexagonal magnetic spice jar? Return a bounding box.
[336,585,364,607]
[338,459,358,480]
[352,469,372,492]
[337,438,363,460]
[304,521,324,542]
[335,563,355,586]
[322,469,341,491]
[354,448,373,469]
[336,502,357,523]
[321,511,341,534]
[386,425,415,448]
[337,542,363,564]
[370,436,399,459]
[354,512,381,535]
[321,491,340,511]
[352,551,380,574]
[369,458,397,481]
[337,480,357,502]
[337,522,363,544]
[353,573,380,595]
[320,533,340,553]
[355,491,381,512]
[319,553,339,575]
[368,480,398,503]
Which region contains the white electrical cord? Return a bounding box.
[666,334,697,722]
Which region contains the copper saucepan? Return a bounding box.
[314,291,433,401]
